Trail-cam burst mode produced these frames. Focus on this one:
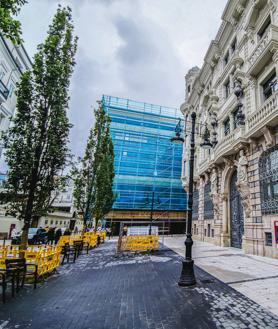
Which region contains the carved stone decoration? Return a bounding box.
[223,156,234,168]
[236,181,252,218]
[262,126,275,148]
[210,168,218,194]
[181,176,189,192]
[272,49,278,64]
[234,150,252,218]
[209,167,220,218]
[234,150,248,183]
[268,0,278,11]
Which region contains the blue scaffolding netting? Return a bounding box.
[102,95,187,211]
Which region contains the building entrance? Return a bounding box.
[230,171,244,248]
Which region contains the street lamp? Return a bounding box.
[200,125,213,149]
[171,112,212,286]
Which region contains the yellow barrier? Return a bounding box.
[57,234,83,247]
[83,232,97,248]
[120,235,159,252]
[96,231,106,243]
[0,245,61,277]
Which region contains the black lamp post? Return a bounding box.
[171,112,212,286]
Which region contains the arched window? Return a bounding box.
[259,145,278,214]
[204,182,214,219]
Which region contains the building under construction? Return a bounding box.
[102,95,187,234]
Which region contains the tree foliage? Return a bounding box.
[3,6,78,246]
[73,105,115,228]
[0,0,27,44]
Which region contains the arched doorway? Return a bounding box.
[230,171,244,248]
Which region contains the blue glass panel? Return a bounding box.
[102,95,187,211]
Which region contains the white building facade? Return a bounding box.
[0,34,31,158]
[38,179,83,231]
[181,0,278,258]
[0,35,31,237]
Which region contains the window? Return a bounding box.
[258,16,271,39]
[211,229,214,238]
[233,109,239,129]
[0,70,5,80]
[0,114,5,128]
[50,220,53,225]
[204,229,207,237]
[8,84,15,98]
[208,224,211,237]
[259,145,278,214]
[204,183,214,219]
[224,52,229,66]
[45,220,48,225]
[0,64,7,81]
[224,80,230,98]
[231,38,237,53]
[224,117,230,136]
[262,72,277,101]
[192,190,199,220]
[196,228,198,235]
[194,224,196,235]
[265,232,272,246]
[188,85,191,93]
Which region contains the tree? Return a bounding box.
[73,105,115,229]
[0,0,27,44]
[3,6,78,249]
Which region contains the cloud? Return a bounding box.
[16,0,227,161]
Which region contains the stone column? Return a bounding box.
[220,193,230,247]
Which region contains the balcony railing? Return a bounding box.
[247,90,278,132]
[248,25,278,73]
[0,79,9,101]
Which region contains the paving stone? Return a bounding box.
[0,242,277,329]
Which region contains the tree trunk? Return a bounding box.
[20,164,40,252]
[19,222,29,258]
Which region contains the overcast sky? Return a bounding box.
[18,0,227,158]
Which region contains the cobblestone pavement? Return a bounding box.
[163,237,278,316]
[0,241,278,329]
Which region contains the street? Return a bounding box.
[0,240,277,329]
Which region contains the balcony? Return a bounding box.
[213,127,248,163]
[246,90,278,137]
[247,25,278,76]
[0,79,9,103]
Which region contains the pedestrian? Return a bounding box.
[64,228,71,236]
[122,225,128,236]
[47,227,55,245]
[10,227,17,239]
[106,227,112,240]
[55,227,62,244]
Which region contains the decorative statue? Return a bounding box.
[236,150,248,183]
[235,150,251,218]
[211,168,218,194]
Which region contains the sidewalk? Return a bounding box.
[163,236,278,316]
[0,240,278,329]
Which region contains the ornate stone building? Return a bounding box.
[181,0,278,258]
[0,34,31,159]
